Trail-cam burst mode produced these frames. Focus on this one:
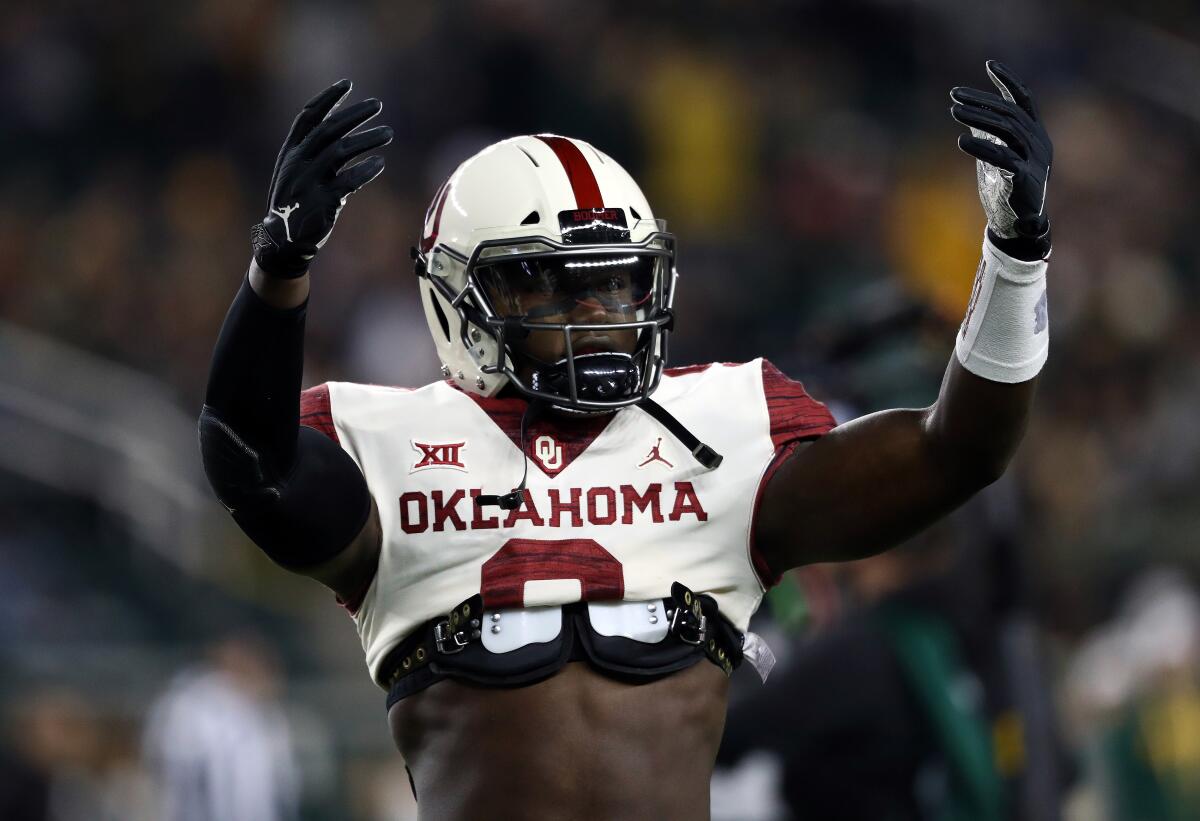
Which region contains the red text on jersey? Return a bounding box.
[396,482,708,534]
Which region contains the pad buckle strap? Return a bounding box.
[670,608,707,646]
[382,594,483,689]
[433,594,483,655]
[668,581,742,676]
[433,621,469,654]
[667,583,708,646]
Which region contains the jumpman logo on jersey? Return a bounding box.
[271,202,301,242]
[637,438,673,469]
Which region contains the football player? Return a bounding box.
[199,62,1052,819]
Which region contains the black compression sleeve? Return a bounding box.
[204,276,306,466]
[199,275,370,568]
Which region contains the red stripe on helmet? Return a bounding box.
[420,178,452,254]
[535,136,603,209]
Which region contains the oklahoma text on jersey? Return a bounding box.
[395,481,708,533]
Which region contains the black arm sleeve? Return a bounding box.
[199,275,370,568]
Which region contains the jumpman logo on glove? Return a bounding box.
[270,202,301,243]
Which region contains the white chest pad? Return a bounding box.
[481,600,669,653]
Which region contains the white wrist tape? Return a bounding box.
[955,232,1049,383]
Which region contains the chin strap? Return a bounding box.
[475,400,546,510]
[639,398,723,469]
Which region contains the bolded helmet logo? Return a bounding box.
[558,208,630,245]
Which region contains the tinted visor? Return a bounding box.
[476,254,659,322]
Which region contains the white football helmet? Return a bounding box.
[413,134,677,412]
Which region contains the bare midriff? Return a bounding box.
[389,660,730,821]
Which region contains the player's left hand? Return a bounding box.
[951,60,1053,260]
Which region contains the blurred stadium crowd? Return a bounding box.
[3,1,1200,819]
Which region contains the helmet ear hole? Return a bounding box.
[520,211,540,225]
[429,288,451,343]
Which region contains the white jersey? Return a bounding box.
[300,359,835,684]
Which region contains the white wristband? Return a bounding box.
[955,231,1049,383]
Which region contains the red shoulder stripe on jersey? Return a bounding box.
[664,363,716,377]
[299,384,339,443]
[664,361,749,378]
[762,359,836,450]
[535,135,603,209]
[748,441,800,588]
[748,361,836,588]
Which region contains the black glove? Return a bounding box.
[951,61,1053,261]
[251,79,393,278]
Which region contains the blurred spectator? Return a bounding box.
[717,511,1068,821]
[141,634,300,821]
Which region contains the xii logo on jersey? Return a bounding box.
[411,439,467,473]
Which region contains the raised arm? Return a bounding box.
[756,61,1052,572]
[198,80,390,601]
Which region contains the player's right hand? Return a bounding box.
[251,79,393,278]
